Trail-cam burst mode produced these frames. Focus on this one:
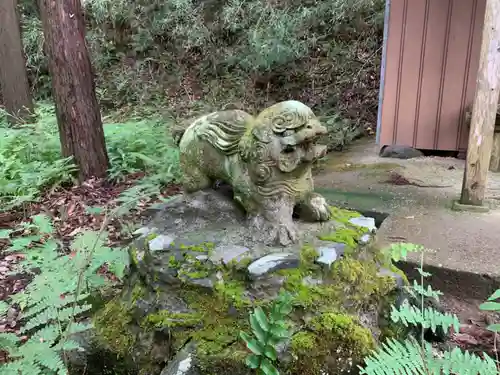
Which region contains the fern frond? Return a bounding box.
[1,358,43,375]
[33,346,66,374]
[29,324,61,346]
[386,242,427,262]
[410,281,443,301]
[0,300,9,316]
[21,306,59,333]
[66,320,93,335]
[21,303,92,334]
[53,339,84,352]
[359,337,425,375]
[424,345,498,375]
[391,301,460,335]
[0,332,20,351]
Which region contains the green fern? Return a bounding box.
[358,242,499,375]
[0,213,129,374]
[361,338,498,375]
[390,301,460,336]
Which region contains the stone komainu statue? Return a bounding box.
[176,100,331,246]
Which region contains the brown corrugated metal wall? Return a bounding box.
[378,0,486,152]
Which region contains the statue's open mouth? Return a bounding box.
[301,141,327,162]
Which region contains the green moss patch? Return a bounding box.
[289,312,375,375]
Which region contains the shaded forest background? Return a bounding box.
[17,0,385,141]
[0,0,386,213]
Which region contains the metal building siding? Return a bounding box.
[378,0,486,151]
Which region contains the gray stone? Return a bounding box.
[149,235,175,251]
[302,276,323,286]
[349,216,376,233]
[133,226,155,237]
[359,234,372,245]
[185,277,214,289]
[247,253,300,279]
[146,190,339,259]
[315,243,346,267]
[380,145,424,159]
[160,343,198,375]
[209,245,251,265]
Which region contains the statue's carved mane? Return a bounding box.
[195,110,252,155]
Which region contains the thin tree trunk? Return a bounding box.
[0,0,35,125]
[39,0,109,181]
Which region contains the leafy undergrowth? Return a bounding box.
[20,0,383,148]
[0,104,183,368]
[0,103,181,214]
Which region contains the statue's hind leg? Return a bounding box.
[180,162,212,193]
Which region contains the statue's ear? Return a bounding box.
[252,126,272,143]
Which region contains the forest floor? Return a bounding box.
[313,138,500,359]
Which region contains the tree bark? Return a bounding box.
[0,0,35,125]
[460,0,500,206]
[39,0,109,181]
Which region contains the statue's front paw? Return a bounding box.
[315,195,331,222]
[296,193,331,222]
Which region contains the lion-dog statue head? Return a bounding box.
[239,100,328,192]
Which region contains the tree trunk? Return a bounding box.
[0,0,35,125]
[39,0,109,181]
[460,0,500,206]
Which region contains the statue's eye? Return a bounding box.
[284,130,294,137]
[283,145,295,153]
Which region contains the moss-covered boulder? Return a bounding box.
[91,189,408,375]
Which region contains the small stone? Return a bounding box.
[359,233,372,245]
[160,342,198,375]
[349,216,376,232]
[209,245,251,265]
[302,276,323,286]
[315,243,346,267]
[149,235,175,251]
[195,255,209,261]
[186,278,214,289]
[380,145,424,159]
[132,226,157,237]
[377,268,404,289]
[247,253,300,279]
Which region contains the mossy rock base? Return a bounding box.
[90,189,409,375]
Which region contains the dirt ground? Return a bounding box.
[312,138,500,357]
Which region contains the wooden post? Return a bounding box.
[459,0,500,207]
